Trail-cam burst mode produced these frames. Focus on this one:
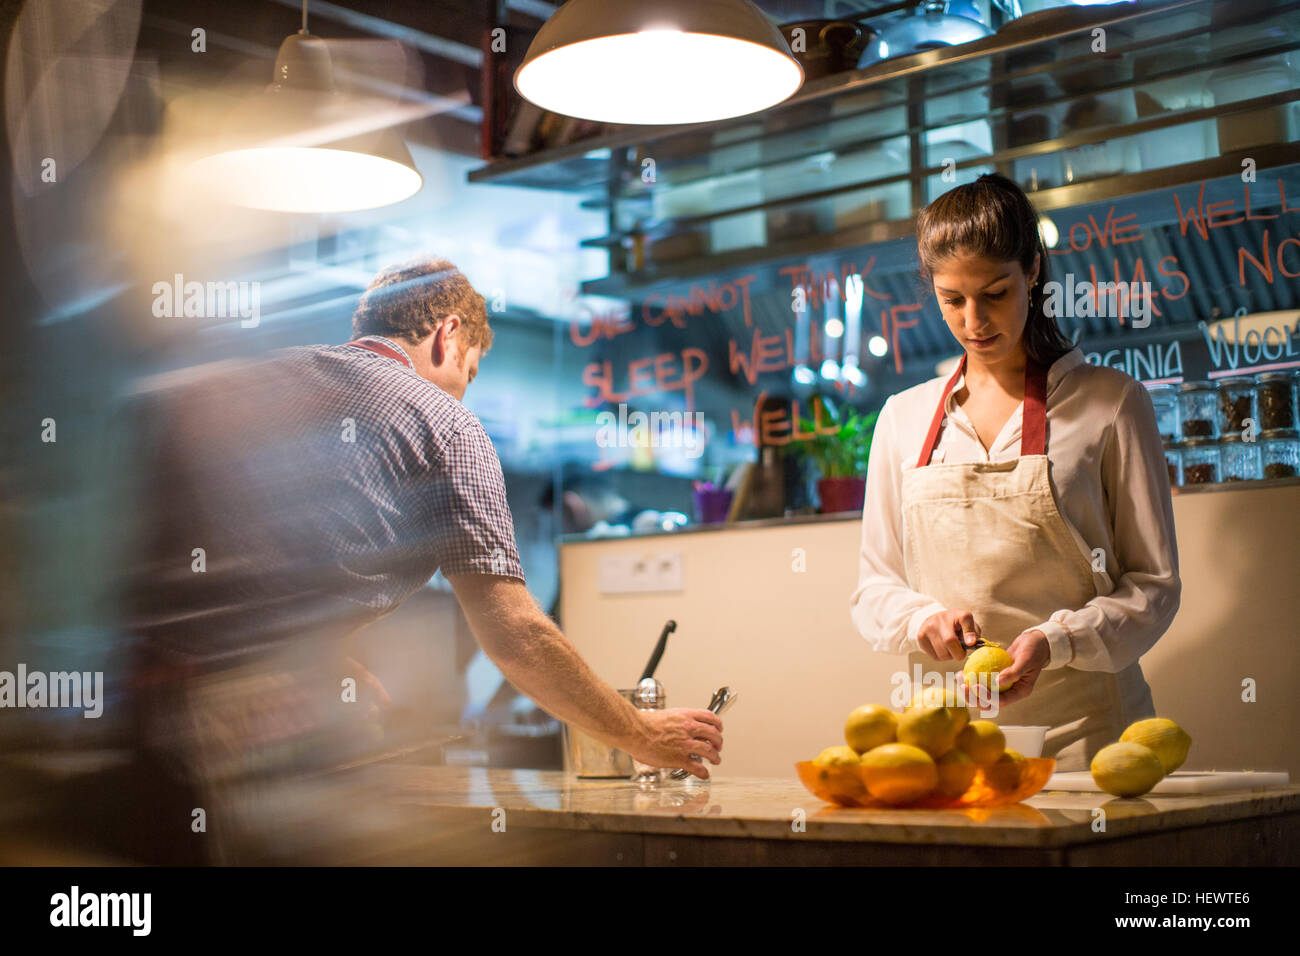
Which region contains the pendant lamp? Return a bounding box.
[514,0,803,125]
[187,3,422,213]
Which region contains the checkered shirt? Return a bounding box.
[126,339,524,660]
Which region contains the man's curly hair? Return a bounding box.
[351,257,493,352]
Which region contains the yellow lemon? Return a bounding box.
[963,643,1016,695]
[948,703,972,734]
[984,749,1027,792]
[896,705,958,759]
[908,684,950,709]
[844,705,898,754]
[908,686,971,733]
[1120,718,1191,774]
[814,745,864,768]
[956,720,1005,765]
[936,748,977,797]
[1091,742,1165,797]
[859,743,938,805]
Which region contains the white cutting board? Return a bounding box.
[1046,770,1291,794]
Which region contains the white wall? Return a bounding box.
[560,484,1300,779]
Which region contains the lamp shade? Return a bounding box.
[514,0,803,125]
[187,33,423,213]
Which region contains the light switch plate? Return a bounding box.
[598,551,684,594]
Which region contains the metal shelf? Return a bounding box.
[581,139,1300,297]
[467,0,1300,298]
[469,0,1218,189]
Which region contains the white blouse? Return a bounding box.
[849,347,1181,673]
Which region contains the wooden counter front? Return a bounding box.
[355,765,1300,866]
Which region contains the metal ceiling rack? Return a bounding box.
[468,0,1300,298]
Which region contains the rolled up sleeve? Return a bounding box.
[850,395,947,655]
[1032,379,1180,671]
[429,420,526,581]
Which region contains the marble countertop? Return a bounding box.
[374,765,1300,848]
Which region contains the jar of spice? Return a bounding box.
[1216,376,1257,437]
[1217,434,1261,482]
[1146,384,1179,442]
[1162,439,1182,488]
[1177,382,1218,438]
[1260,428,1300,480]
[1179,437,1219,485]
[1256,371,1297,431]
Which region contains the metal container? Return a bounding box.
[561,689,637,778]
[629,678,666,785]
[778,20,875,83]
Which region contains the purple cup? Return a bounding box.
[693,486,733,524]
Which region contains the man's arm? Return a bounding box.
[446,573,723,778]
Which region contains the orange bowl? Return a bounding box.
[795,756,1056,809]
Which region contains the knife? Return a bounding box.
[959,623,986,650]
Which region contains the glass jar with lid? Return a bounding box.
[1260,428,1300,480]
[1177,382,1218,438]
[1162,439,1182,488]
[1216,376,1257,437]
[1179,437,1219,485]
[1257,371,1297,431]
[1146,384,1179,442]
[1217,434,1261,482]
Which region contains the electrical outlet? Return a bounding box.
[598,551,684,594]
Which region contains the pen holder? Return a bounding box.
[693,486,733,524]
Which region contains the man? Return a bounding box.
[123,257,721,863]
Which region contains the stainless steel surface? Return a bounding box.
[562,689,638,778]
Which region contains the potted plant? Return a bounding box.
[797,398,878,514]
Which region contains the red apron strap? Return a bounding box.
[916,354,968,468]
[916,353,1050,467]
[1021,358,1048,457]
[346,337,413,369]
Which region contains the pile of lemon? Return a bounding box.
[812,690,1022,805]
[1090,718,1192,797]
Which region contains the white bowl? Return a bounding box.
[1000,725,1049,758]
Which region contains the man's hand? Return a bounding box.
[991,628,1050,705]
[625,708,724,780]
[448,573,724,778]
[916,608,981,661]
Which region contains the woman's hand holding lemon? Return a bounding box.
[916,608,982,661]
[987,628,1050,704]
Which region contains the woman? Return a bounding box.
[849,173,1180,772]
